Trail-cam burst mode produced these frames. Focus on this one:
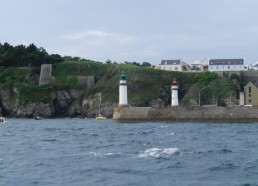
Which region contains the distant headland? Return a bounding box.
[1,42,258,120]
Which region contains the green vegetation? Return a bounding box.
[0,67,36,87]
[17,84,54,104]
[0,42,241,106]
[53,61,110,83]
[0,42,63,67]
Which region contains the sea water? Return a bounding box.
[1,119,258,186]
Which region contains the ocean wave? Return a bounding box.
[160,126,168,128]
[138,147,180,158]
[137,130,155,135]
[89,152,122,157]
[206,163,239,172]
[41,139,57,142]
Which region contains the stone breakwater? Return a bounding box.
[113,106,258,122]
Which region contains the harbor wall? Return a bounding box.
[113,106,258,122]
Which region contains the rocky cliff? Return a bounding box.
[0,88,115,118]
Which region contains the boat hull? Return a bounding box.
[0,117,7,123]
[95,117,107,120]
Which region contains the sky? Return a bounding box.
[1,0,258,65]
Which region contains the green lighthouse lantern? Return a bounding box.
[119,71,128,105]
[120,71,126,80]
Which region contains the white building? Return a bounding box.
[250,61,258,70]
[191,59,209,72]
[208,58,248,72]
[155,59,191,72]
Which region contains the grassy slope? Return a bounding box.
[0,61,237,106]
[53,61,199,105]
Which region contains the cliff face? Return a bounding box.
[0,88,114,118]
[0,89,19,116]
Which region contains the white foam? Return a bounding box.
[88,152,123,157]
[160,126,168,128]
[138,147,180,158]
[89,152,119,157]
[168,132,175,136]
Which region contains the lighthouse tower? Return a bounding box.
[119,71,128,106]
[171,79,179,106]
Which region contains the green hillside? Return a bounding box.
[0,43,243,119]
[51,62,192,104]
[0,59,241,107]
[0,43,241,107]
[51,61,240,106]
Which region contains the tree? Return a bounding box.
[229,73,240,82]
[63,56,74,61]
[27,43,37,53]
[73,57,81,61]
[141,62,151,67]
[194,71,218,86]
[132,62,140,66]
[106,59,112,64]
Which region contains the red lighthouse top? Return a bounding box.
[172,79,177,85]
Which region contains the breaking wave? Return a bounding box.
[89,152,120,157]
[138,147,180,158]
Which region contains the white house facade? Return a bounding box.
[155,59,191,71]
[251,61,258,70]
[191,59,209,72]
[208,58,248,72]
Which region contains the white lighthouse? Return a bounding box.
[119,71,128,106]
[171,79,179,106]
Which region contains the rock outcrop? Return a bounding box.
[0,89,19,116]
[0,87,115,118]
[0,86,166,119]
[17,102,55,118]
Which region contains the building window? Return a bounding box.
[249,94,251,97]
[228,66,230,69]
[175,67,178,70]
[249,99,251,103]
[249,87,251,93]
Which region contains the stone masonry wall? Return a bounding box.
[39,64,53,85]
[113,106,258,122]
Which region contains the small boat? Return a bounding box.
[0,116,7,123]
[95,114,107,120]
[35,116,42,120]
[95,92,107,120]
